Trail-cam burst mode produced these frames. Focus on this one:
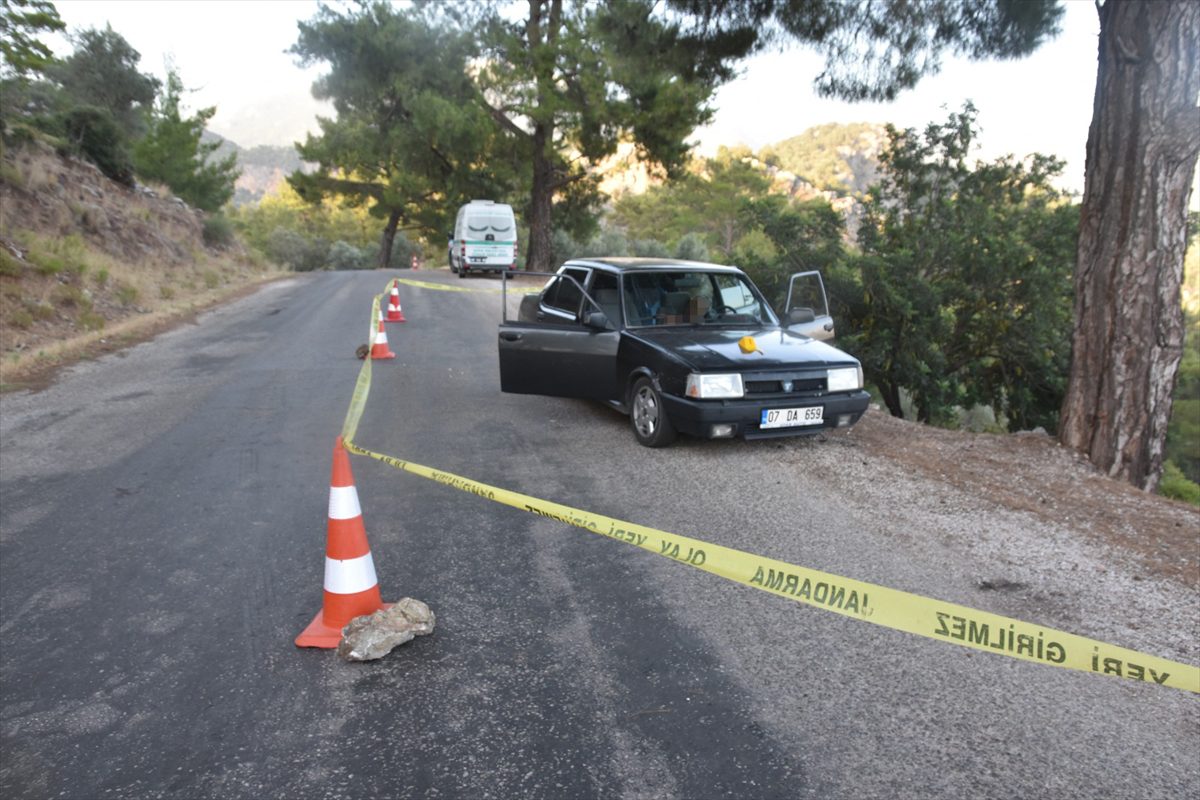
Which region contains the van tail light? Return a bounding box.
[460,240,466,257]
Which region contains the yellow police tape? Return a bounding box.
[345,280,1200,694]
[397,277,478,293]
[397,277,542,294]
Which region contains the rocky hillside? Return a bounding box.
[0,135,279,388]
[761,122,887,198]
[205,134,308,205]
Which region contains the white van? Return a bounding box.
[448,200,518,278]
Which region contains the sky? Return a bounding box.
[51,0,1103,194]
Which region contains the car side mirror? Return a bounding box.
[787,307,816,325]
[581,310,610,330]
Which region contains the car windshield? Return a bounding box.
[622,271,775,327]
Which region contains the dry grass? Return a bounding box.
[1,138,288,390]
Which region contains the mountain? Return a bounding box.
[759,122,887,197]
[203,133,309,205]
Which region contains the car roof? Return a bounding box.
[561,257,744,274]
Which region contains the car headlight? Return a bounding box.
[827,366,862,393]
[686,373,744,399]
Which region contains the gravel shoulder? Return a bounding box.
[849,409,1198,589]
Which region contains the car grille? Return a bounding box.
[744,376,827,397]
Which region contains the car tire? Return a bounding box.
[630,377,676,447]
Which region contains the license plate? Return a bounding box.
[760,406,823,429]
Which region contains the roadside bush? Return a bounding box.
[590,228,630,257]
[28,301,55,320]
[631,238,670,258]
[202,214,235,249]
[361,233,419,271]
[1166,308,1199,483]
[51,284,91,309]
[28,250,65,276]
[58,106,134,186]
[114,282,138,305]
[0,249,23,277]
[79,311,105,331]
[328,240,367,271]
[1159,460,1200,506]
[550,229,581,264]
[266,227,328,272]
[674,232,710,262]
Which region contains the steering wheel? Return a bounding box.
[705,303,730,322]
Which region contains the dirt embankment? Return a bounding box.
[0,137,283,390]
[849,410,1199,587]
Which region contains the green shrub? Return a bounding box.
[202,271,220,289]
[28,301,56,320]
[266,227,328,272]
[93,268,109,287]
[631,238,670,258]
[0,249,24,277]
[1159,461,1200,506]
[328,240,367,271]
[0,160,24,188]
[202,214,235,248]
[79,311,105,331]
[29,251,65,276]
[160,286,175,300]
[674,232,710,262]
[10,310,33,329]
[114,282,138,305]
[58,106,134,186]
[51,284,90,309]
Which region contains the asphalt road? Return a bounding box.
[1,270,1196,799]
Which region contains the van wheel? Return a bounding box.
[630,377,676,447]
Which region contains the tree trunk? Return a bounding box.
[1058,0,1200,491]
[880,381,903,419]
[525,126,557,273]
[377,208,402,270]
[521,0,561,274]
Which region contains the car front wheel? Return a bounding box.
[630,377,676,447]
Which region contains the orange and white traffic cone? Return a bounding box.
[385,280,406,322]
[296,437,390,648]
[369,311,396,359]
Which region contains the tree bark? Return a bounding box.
[377,207,403,270]
[1058,0,1200,491]
[521,0,562,274]
[526,126,557,272]
[880,380,903,419]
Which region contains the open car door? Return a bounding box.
[498,272,620,400]
[783,270,835,341]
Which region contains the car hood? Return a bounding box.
[630,327,857,371]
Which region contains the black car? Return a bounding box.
[498,258,871,447]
